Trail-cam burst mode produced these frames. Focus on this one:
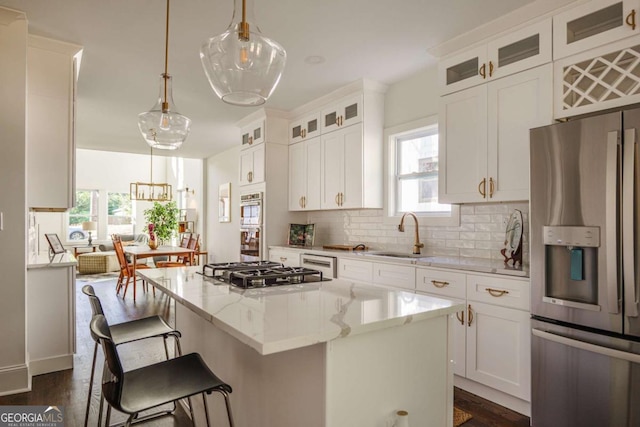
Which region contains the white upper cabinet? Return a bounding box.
[553,0,640,60]
[27,36,82,211]
[287,81,386,211]
[439,19,552,95]
[239,144,265,186]
[439,64,553,203]
[288,137,321,211]
[320,93,363,133]
[240,119,265,149]
[289,112,321,143]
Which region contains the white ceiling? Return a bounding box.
[1,0,542,159]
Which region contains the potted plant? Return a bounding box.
[143,201,180,245]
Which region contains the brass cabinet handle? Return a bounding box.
[467,304,474,327]
[486,287,509,297]
[248,171,253,183]
[303,196,306,208]
[489,61,494,77]
[335,193,340,206]
[479,63,486,79]
[455,311,465,326]
[279,256,287,263]
[489,177,495,198]
[248,136,253,145]
[301,129,306,138]
[478,178,486,197]
[627,10,636,30]
[340,192,344,206]
[431,280,450,288]
[299,196,304,208]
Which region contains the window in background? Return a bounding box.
[396,127,451,215]
[385,117,458,226]
[108,192,134,236]
[68,190,99,240]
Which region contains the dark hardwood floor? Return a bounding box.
[0,275,531,426]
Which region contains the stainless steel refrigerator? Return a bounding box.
[530,109,640,427]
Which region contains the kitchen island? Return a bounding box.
[138,266,462,427]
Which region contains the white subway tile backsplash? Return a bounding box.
[305,202,528,264]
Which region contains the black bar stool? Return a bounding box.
[81,285,183,426]
[91,314,234,427]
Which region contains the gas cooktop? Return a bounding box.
[200,261,325,289]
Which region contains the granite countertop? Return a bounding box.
[269,245,529,277]
[137,267,462,356]
[27,251,77,269]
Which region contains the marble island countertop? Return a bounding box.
[272,245,528,277]
[137,267,462,355]
[27,251,77,269]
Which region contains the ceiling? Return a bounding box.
[1,0,540,159]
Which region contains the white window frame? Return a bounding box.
[383,116,460,226]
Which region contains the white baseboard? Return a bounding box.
[29,354,73,376]
[0,364,30,396]
[455,376,531,417]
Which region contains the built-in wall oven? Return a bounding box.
[240,192,262,262]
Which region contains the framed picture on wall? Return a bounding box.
[288,224,315,247]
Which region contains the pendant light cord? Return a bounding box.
[162,0,170,111]
[150,147,154,185]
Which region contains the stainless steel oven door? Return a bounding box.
[240,228,261,262]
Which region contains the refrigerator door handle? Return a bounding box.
[623,128,639,317]
[606,130,621,314]
[532,328,640,364]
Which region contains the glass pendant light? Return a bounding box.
[200,0,286,106]
[138,0,191,150]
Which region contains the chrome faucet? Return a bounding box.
[398,212,424,255]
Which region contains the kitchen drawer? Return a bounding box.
[416,267,466,299]
[466,274,530,311]
[268,249,300,267]
[372,263,416,290]
[338,258,373,282]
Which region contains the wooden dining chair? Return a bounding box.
[155,233,196,268]
[112,234,151,299]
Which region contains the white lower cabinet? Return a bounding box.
[372,263,415,290]
[27,266,76,375]
[268,248,300,267]
[416,267,531,405]
[337,258,373,283]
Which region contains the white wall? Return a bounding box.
[384,66,439,128]
[206,146,241,263]
[0,8,29,395]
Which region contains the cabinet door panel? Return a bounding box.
[321,131,344,209]
[252,145,265,183]
[466,301,531,401]
[338,258,373,282]
[553,0,640,60]
[487,64,552,201]
[239,151,253,186]
[372,263,415,290]
[289,142,306,210]
[439,85,488,203]
[487,19,552,80]
[341,125,363,209]
[306,137,322,210]
[438,45,487,95]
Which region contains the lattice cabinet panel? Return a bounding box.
[555,37,640,119]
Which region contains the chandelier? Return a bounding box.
[130,147,173,202]
[200,0,286,106]
[138,0,191,150]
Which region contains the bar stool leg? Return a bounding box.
[84,342,99,427]
[202,393,211,427]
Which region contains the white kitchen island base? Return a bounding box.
[177,304,451,427]
[138,268,459,427]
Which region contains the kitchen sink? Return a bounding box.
[363,251,425,259]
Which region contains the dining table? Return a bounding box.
[123,245,196,302]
